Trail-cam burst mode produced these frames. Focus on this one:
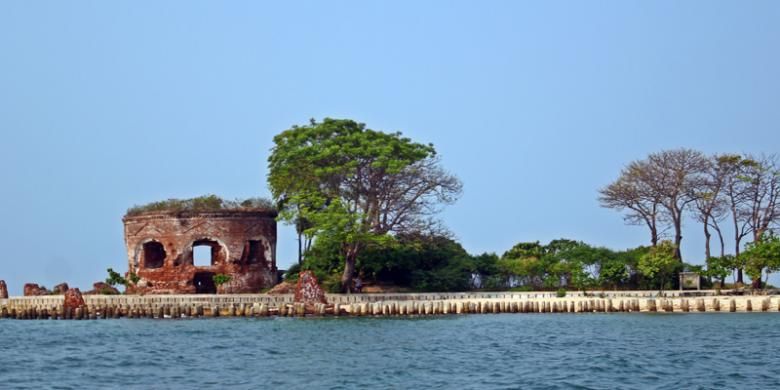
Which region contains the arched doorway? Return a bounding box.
[193,272,216,294]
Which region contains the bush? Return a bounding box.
[321,273,343,293]
[284,263,302,282]
[556,288,567,298]
[212,274,232,286]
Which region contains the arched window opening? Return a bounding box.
[192,239,225,267]
[143,241,166,269]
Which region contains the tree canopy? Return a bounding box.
[637,241,679,291]
[268,118,462,291]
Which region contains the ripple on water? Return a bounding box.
[1,314,779,388]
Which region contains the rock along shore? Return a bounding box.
[0,291,778,320]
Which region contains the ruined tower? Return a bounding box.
[122,208,278,294]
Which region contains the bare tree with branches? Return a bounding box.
[599,160,667,247]
[641,149,709,261]
[692,155,730,260]
[742,155,780,242]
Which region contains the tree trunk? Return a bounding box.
[673,218,683,262]
[340,246,358,293]
[735,237,744,284]
[703,216,711,261]
[650,225,658,247]
[297,232,303,265]
[712,223,725,258]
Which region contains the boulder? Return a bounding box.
[294,271,327,308]
[0,280,7,299]
[53,283,70,294]
[23,283,50,296]
[63,288,85,311]
[85,282,120,295]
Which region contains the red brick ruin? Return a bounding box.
[123,210,278,294]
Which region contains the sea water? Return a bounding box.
[0,313,778,389]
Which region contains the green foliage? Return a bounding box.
[300,233,475,292]
[743,235,780,288]
[320,273,344,293]
[502,241,546,260]
[268,118,461,290]
[212,274,232,286]
[637,241,680,291]
[556,288,567,298]
[126,195,274,217]
[498,239,612,291]
[362,233,474,292]
[105,268,139,292]
[105,268,127,287]
[284,263,302,282]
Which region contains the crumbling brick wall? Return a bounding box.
[123,210,277,294]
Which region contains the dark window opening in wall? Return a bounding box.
[245,240,265,264]
[143,241,166,269]
[193,239,222,267]
[194,272,216,294]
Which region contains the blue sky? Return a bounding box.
[1,1,778,294]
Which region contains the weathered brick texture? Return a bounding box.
[123,210,278,294]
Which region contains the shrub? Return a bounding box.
[321,273,343,293]
[556,288,567,298]
[105,268,127,287]
[284,263,302,282]
[212,274,232,286]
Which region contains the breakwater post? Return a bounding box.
[1,292,778,320]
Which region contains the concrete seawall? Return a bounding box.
[1,291,778,319]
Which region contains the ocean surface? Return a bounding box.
[0,313,778,389]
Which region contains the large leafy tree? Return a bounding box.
[268,118,462,292]
[743,235,780,290]
[637,240,679,291]
[705,255,734,287]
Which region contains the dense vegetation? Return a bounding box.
[599,150,779,288]
[267,121,779,293]
[126,195,275,217]
[286,234,719,293]
[268,118,461,292]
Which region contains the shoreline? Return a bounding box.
[1,290,778,319]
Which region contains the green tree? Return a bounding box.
[499,239,596,290]
[743,235,780,290]
[268,118,462,292]
[637,241,679,291]
[705,255,734,287]
[502,241,546,260]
